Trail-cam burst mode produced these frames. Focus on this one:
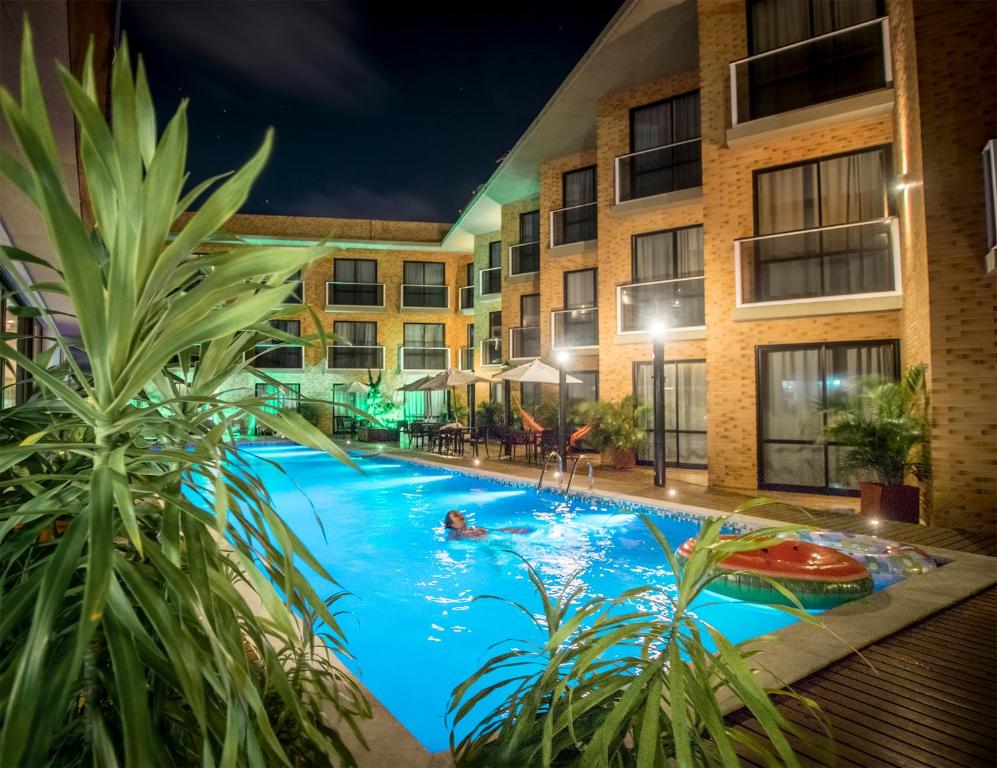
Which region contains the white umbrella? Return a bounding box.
[419,368,491,423]
[494,359,581,385]
[397,375,433,392]
[344,381,369,394]
[418,368,491,390]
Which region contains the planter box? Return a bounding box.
[859,482,921,523]
[600,448,637,471]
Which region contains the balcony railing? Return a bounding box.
[730,17,892,127]
[400,346,450,371]
[249,345,304,370]
[509,241,540,276]
[459,346,474,371]
[326,281,385,308]
[400,284,449,310]
[327,345,385,370]
[480,338,502,366]
[551,307,598,350]
[509,326,540,360]
[617,276,705,333]
[550,202,597,247]
[479,265,501,294]
[735,217,901,306]
[615,139,702,204]
[459,285,475,311]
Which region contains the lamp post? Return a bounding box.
[650,321,667,487]
[555,349,570,460]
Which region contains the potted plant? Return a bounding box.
[821,364,931,523]
[575,396,648,471]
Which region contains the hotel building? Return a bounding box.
[2,0,994,530]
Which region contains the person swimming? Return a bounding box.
[443,510,533,540]
[444,509,487,539]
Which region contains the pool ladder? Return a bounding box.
[537,452,594,495]
[537,451,563,491]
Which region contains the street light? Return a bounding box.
[555,349,570,460]
[650,321,668,487]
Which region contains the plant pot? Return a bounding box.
[601,448,636,471]
[859,482,921,523]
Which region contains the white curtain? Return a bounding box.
[565,269,596,309]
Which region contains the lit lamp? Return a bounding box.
[555,349,570,459]
[650,320,668,488]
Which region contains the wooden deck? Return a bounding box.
[729,587,997,767]
[729,501,997,557]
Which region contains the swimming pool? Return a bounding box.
[240,445,802,752]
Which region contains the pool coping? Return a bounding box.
[243,445,997,766]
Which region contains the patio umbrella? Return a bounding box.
[495,360,581,453]
[397,375,434,420]
[419,368,490,424]
[343,381,369,394]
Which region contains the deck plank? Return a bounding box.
[727,588,997,767]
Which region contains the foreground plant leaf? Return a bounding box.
[1,21,368,767]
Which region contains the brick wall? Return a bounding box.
[911,0,997,530]
[697,0,902,491]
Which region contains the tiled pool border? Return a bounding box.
[237,443,997,768]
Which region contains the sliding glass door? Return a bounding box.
[757,340,898,493]
[633,359,707,468]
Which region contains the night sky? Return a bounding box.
[121,1,623,223]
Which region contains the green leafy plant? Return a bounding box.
[475,399,503,429]
[0,25,369,766]
[820,363,931,487]
[448,515,825,767]
[575,395,648,454]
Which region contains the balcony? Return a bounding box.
[327,345,385,371]
[400,346,450,372]
[508,241,540,276]
[735,218,901,309]
[551,307,598,350]
[550,202,597,248]
[459,346,474,371]
[249,344,304,370]
[509,326,540,360]
[479,265,501,295]
[459,285,475,311]
[326,281,385,309]
[480,338,502,366]
[617,276,705,334]
[730,17,892,128]
[400,284,449,310]
[615,139,702,204]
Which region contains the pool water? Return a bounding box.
[240,445,800,752]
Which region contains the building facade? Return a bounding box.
[3,0,993,530]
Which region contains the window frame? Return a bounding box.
[631,358,708,469]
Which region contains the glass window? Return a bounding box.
[466,322,475,346]
[633,226,704,281]
[488,311,502,339]
[743,0,887,122]
[254,382,300,412]
[404,262,445,285]
[748,0,882,54]
[557,166,597,244]
[333,321,376,346]
[403,323,444,347]
[521,294,540,327]
[269,319,300,337]
[564,269,597,309]
[488,240,501,267]
[633,360,707,468]
[567,371,599,409]
[519,211,540,243]
[758,340,898,493]
[623,92,702,200]
[750,147,895,302]
[334,258,377,283]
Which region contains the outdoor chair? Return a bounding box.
[467,426,489,459]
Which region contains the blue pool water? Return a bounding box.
[240,445,800,752]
